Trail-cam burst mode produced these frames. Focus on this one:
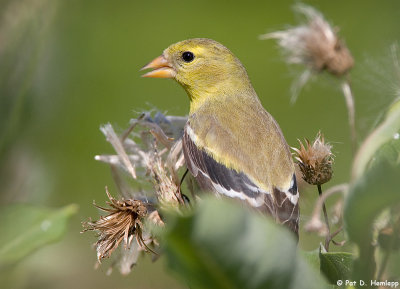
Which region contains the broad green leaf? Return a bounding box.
[352,99,400,180]
[319,251,353,284]
[301,249,320,271]
[372,138,400,168]
[0,204,78,268]
[163,197,328,289]
[344,162,400,279]
[344,163,400,245]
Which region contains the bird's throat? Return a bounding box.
[184,79,254,115]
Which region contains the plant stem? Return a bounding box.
[317,184,331,251]
[377,247,391,281]
[341,80,356,154]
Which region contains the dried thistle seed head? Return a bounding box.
[293,132,333,185]
[87,111,189,274]
[95,112,187,205]
[261,4,354,76]
[82,188,155,261]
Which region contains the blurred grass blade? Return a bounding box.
[163,198,328,289]
[0,0,59,158]
[352,99,400,180]
[0,204,78,268]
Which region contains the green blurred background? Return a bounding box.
[1,0,399,288]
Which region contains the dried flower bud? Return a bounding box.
[293,132,333,185]
[82,188,155,262]
[304,217,329,236]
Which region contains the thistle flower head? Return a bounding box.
[84,111,186,274]
[261,4,353,75]
[261,4,354,103]
[293,132,334,185]
[82,188,154,261]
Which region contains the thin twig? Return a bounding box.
[120,113,145,142]
[101,124,137,179]
[308,183,349,225]
[318,184,331,251]
[330,226,346,246]
[305,183,349,248]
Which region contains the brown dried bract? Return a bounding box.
[293,132,334,185]
[82,188,155,261]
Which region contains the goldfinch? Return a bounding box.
[141,38,299,236]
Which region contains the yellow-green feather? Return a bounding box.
[188,94,294,193]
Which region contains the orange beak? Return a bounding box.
[141,55,176,78]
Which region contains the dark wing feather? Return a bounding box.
[272,177,299,236]
[182,126,299,237]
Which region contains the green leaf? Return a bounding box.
[301,248,354,284]
[319,251,353,284]
[0,204,78,268]
[163,197,328,289]
[352,99,400,180]
[344,162,400,279]
[373,138,400,168]
[344,163,400,246]
[301,249,320,271]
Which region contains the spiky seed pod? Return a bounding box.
[82,188,155,261]
[293,132,334,185]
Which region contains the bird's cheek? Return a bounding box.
[174,72,189,86]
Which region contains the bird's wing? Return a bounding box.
[183,124,299,236]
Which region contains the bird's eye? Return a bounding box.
[182,51,194,63]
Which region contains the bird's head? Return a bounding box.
[141,38,252,107]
